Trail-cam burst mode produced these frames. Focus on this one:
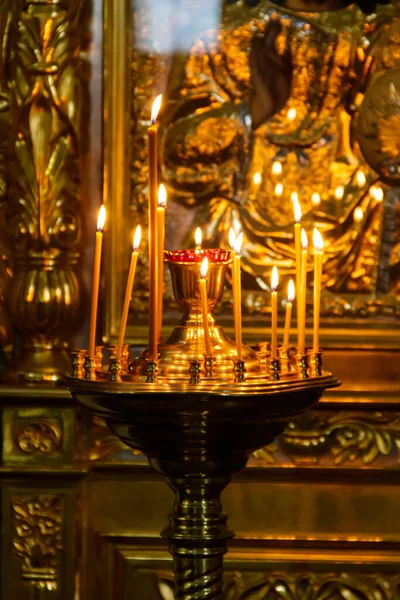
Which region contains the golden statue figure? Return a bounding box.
[128,0,400,315]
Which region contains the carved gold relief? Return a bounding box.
[124,0,400,329]
[3,0,87,381]
[156,571,400,600]
[16,422,61,455]
[11,495,63,590]
[252,411,400,467]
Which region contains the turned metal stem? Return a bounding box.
[163,476,233,600]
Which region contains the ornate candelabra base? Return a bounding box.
[61,374,338,599]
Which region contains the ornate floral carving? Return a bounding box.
[16,422,61,455]
[4,0,87,381]
[12,495,63,590]
[157,571,400,600]
[252,411,400,467]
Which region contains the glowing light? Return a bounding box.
[253,171,262,185]
[301,228,308,249]
[287,108,297,121]
[313,227,324,252]
[151,94,162,124]
[275,183,283,197]
[234,231,243,255]
[335,186,344,201]
[229,228,236,249]
[97,205,106,232]
[312,192,321,206]
[272,161,282,176]
[356,170,366,188]
[371,186,384,202]
[288,279,295,302]
[354,207,363,223]
[194,227,202,248]
[292,193,302,223]
[158,184,167,207]
[271,266,278,291]
[133,225,142,251]
[200,257,209,279]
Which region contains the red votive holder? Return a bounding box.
[165,249,231,263]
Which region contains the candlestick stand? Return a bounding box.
[61,248,339,599]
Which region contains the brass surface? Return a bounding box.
[2,0,88,381]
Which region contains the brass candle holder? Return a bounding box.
[62,248,339,600]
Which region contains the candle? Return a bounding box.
[253,171,262,186]
[292,193,302,348]
[313,228,324,353]
[116,225,141,359]
[229,227,236,262]
[230,230,243,359]
[270,266,279,359]
[298,228,308,355]
[157,184,167,340]
[148,94,162,361]
[283,279,295,349]
[88,205,106,358]
[194,227,202,251]
[199,257,212,356]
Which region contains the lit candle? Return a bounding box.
[272,161,282,176]
[253,171,262,186]
[271,266,279,359]
[313,228,324,353]
[275,182,283,197]
[356,170,366,188]
[116,225,141,359]
[298,228,308,355]
[292,193,302,347]
[230,230,244,359]
[287,107,297,121]
[194,227,202,251]
[157,184,167,340]
[148,94,162,361]
[199,257,212,356]
[88,205,106,358]
[312,192,321,207]
[283,279,295,349]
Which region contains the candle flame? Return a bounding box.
[275,182,283,197]
[292,193,302,223]
[371,185,383,202]
[271,265,278,291]
[228,227,236,249]
[253,171,262,185]
[311,192,321,206]
[158,184,167,207]
[313,227,324,252]
[354,207,363,223]
[151,94,162,124]
[272,161,282,176]
[133,225,141,251]
[200,256,209,279]
[234,231,243,255]
[356,170,366,188]
[335,185,344,200]
[287,107,297,121]
[301,228,308,249]
[195,227,202,248]
[97,205,106,232]
[288,279,295,302]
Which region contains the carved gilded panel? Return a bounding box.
[104,0,400,346]
[97,537,400,600]
[2,407,74,467]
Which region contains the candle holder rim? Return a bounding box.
[165,249,231,264]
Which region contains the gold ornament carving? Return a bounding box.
[16,422,61,455]
[252,411,400,467]
[4,0,86,381]
[12,495,63,590]
[128,1,400,319]
[157,571,400,600]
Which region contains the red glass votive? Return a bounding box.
[165,249,230,263]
